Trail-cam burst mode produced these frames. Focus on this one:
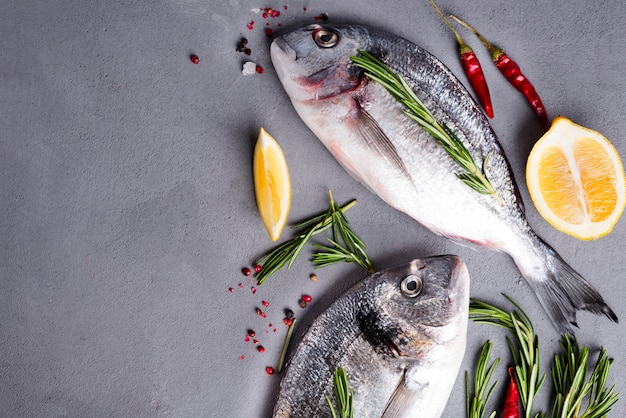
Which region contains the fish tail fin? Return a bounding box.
[518,239,617,334]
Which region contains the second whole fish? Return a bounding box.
[269,23,617,333]
[274,255,469,417]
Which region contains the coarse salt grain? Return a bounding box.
[242,61,257,75]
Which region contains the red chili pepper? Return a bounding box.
[429,0,494,118]
[502,366,520,418]
[451,15,549,129]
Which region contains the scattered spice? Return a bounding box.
[450,15,549,129]
[302,294,313,303]
[285,309,295,320]
[256,307,267,318]
[266,366,275,375]
[236,38,251,55]
[283,317,293,326]
[254,264,263,273]
[228,287,234,292]
[238,283,244,288]
[314,13,328,21]
[253,339,259,344]
[240,355,246,360]
[257,345,265,353]
[248,329,255,338]
[251,286,257,294]
[428,0,493,118]
[242,267,252,276]
[255,64,264,74]
[262,300,270,307]
[190,54,200,64]
[298,299,308,309]
[310,273,318,282]
[265,28,273,37]
[247,20,254,30]
[245,336,250,342]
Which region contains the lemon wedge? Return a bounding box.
[253,128,291,241]
[526,116,626,240]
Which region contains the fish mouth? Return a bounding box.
[384,337,402,357]
[447,256,469,304]
[271,37,297,61]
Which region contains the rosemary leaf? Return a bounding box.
[255,190,374,284]
[469,297,618,418]
[350,51,502,203]
[551,335,619,418]
[277,318,297,373]
[469,297,544,418]
[326,368,354,418]
[255,194,356,285]
[466,340,500,418]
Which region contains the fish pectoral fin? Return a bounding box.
[381,369,423,417]
[353,98,411,179]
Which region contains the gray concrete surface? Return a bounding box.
[2,0,625,416]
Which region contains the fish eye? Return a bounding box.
[400,275,422,298]
[313,29,338,48]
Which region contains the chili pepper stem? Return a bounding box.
[428,0,466,49]
[449,14,549,129]
[429,0,494,118]
[449,15,504,62]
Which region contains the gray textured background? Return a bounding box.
[2,0,625,417]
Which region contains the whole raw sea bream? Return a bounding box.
[273,256,470,418]
[270,23,617,333]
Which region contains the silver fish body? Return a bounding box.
[270,24,617,333]
[273,255,469,418]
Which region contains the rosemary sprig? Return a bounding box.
[551,335,618,418]
[469,297,619,418]
[469,297,545,418]
[466,340,500,418]
[350,51,502,204]
[311,189,375,272]
[255,190,374,284]
[326,367,354,418]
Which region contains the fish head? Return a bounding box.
[368,255,469,360]
[270,24,366,102]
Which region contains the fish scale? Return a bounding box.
[270,23,617,334]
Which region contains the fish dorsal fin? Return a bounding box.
[353,98,411,179]
[381,368,422,417]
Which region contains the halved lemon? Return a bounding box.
[526,116,626,240]
[253,127,291,241]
